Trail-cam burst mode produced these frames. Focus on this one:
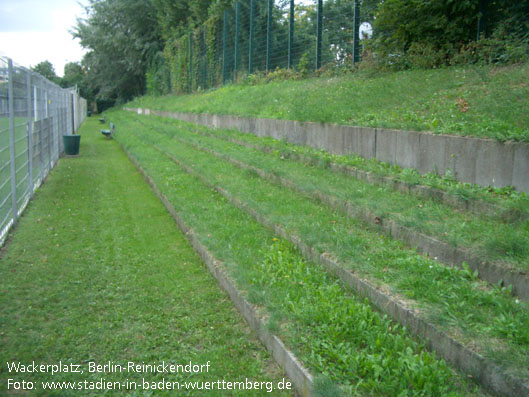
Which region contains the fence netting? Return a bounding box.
[0,56,87,245]
[168,0,379,93]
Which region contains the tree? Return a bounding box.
[59,61,95,103]
[31,60,60,84]
[60,62,83,88]
[72,0,163,103]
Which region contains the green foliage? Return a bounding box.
[146,51,171,96]
[73,0,163,103]
[72,0,529,100]
[454,26,529,65]
[31,60,60,84]
[371,0,529,70]
[59,61,95,101]
[297,52,311,77]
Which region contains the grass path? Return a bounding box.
[0,117,290,396]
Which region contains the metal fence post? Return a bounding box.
[189,34,193,92]
[202,29,207,88]
[26,71,34,198]
[288,0,295,69]
[249,0,255,73]
[222,11,228,84]
[316,0,323,70]
[38,77,44,183]
[477,0,488,40]
[234,2,240,78]
[53,89,59,164]
[46,86,51,172]
[266,0,274,72]
[352,0,360,66]
[7,59,17,226]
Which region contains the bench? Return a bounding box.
[98,114,106,124]
[101,122,115,139]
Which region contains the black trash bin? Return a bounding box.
[63,135,81,156]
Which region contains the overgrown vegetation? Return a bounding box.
[67,0,528,105]
[370,0,529,69]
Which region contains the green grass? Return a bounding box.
[112,119,480,395]
[0,117,290,396]
[168,116,529,212]
[124,113,529,271]
[108,109,529,383]
[128,63,529,142]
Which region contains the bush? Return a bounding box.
[369,0,529,70]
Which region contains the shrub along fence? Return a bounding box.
[0,56,87,245]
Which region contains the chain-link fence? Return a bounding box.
[167,0,378,93]
[0,56,87,245]
[156,0,528,94]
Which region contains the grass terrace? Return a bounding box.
[102,108,529,394]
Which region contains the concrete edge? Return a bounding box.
[177,137,528,302]
[118,144,315,397]
[156,143,529,397]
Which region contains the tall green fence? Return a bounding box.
[166,0,377,94]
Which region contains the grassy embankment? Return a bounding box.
[129,63,529,142]
[0,117,290,396]
[107,108,529,394]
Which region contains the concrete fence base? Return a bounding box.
[127,108,529,193]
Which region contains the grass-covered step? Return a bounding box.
[114,122,481,395]
[153,138,529,397]
[0,117,290,396]
[125,112,529,298]
[128,109,529,220]
[108,110,529,395]
[167,131,529,301]
[162,116,528,223]
[122,149,314,396]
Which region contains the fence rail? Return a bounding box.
[0,56,87,246]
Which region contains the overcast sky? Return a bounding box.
[0,0,87,76]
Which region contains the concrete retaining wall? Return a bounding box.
[130,108,529,193]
